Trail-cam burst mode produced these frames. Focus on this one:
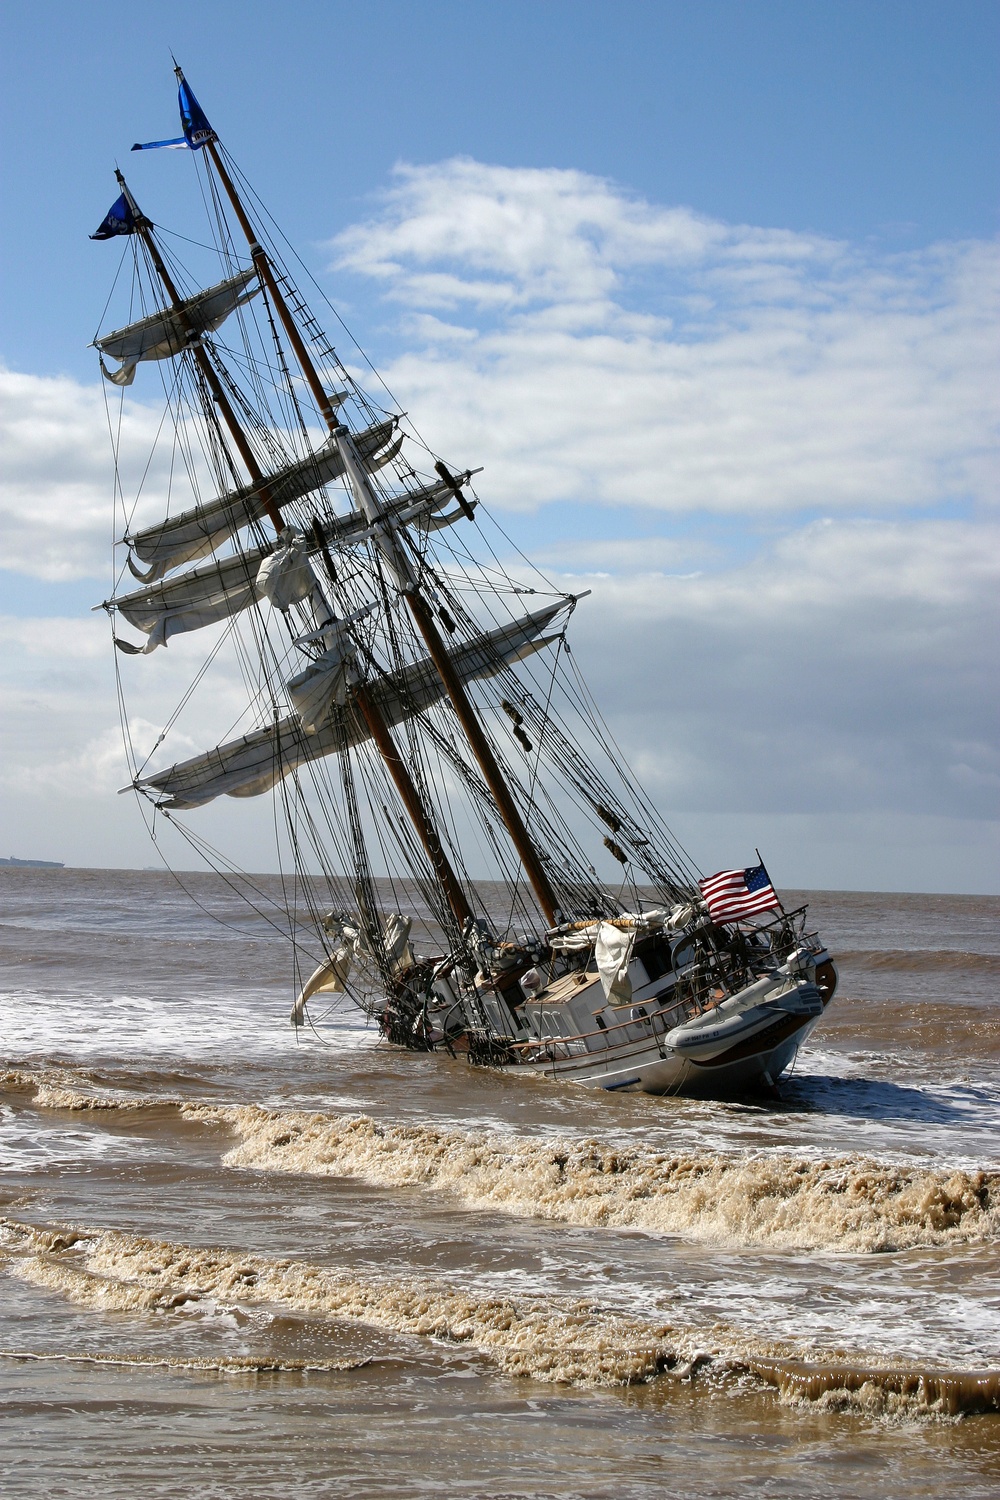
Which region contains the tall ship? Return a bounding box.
[92,68,836,1096]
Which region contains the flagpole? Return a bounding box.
[756,848,787,920]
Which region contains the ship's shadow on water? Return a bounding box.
[772,1071,997,1127]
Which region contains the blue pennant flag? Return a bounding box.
[178,76,216,150]
[132,70,217,152]
[90,192,138,240]
[131,136,188,152]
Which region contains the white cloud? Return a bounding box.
[332,160,998,517]
[0,613,107,659]
[552,516,1000,823]
[2,163,995,584]
[0,613,259,801]
[334,160,736,308]
[0,159,996,885]
[0,614,125,800]
[0,366,180,582]
[1,511,994,881]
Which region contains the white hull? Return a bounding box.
[505,960,836,1097]
[521,1012,819,1095]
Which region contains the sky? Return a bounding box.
[0,1,997,891]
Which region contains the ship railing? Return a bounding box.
[504,908,824,1060]
[683,904,817,1005]
[507,995,693,1060]
[740,904,811,952]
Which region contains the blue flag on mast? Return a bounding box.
[91,192,138,240]
[133,71,217,153]
[178,76,216,149]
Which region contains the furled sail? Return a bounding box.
[135,599,569,809]
[95,268,259,386]
[125,421,396,581]
[112,544,272,650]
[112,475,475,651]
[255,531,316,612]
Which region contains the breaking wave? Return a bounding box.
[748,1358,1000,1418]
[2,1218,689,1387]
[2,1216,996,1416]
[205,1105,998,1255]
[3,1070,998,1255]
[0,1347,369,1374]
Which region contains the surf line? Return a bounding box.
[0,1347,372,1374]
[4,1217,1000,1413]
[744,1357,1000,1417]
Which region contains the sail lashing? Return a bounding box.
[112,543,271,651]
[123,420,395,582]
[134,600,571,808]
[110,470,477,650]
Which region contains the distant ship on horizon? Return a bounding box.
[0,856,65,869]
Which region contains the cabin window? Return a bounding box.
[672,940,697,971]
[640,942,671,981]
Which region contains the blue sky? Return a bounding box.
[1,0,996,376]
[0,2,997,888]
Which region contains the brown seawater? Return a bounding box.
[1,868,998,1497]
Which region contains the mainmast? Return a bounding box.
[116,170,474,933]
[404,590,560,925]
[187,71,560,928]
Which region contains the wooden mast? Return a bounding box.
[116,171,285,535]
[119,173,473,932]
[197,127,561,928]
[202,140,341,434]
[404,592,559,926]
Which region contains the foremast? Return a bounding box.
[96,64,709,996]
[114,168,476,937]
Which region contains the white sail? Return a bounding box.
[135,600,569,809]
[95,268,260,385]
[286,645,354,731]
[125,421,397,581]
[255,531,316,611]
[112,476,473,650]
[113,544,272,650]
[368,430,404,471]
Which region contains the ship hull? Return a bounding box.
[501,965,836,1097]
[520,1015,819,1095]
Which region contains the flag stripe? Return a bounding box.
[698,863,781,923]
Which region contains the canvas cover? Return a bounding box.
[595,921,636,1005]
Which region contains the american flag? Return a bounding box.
[698,862,781,924]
